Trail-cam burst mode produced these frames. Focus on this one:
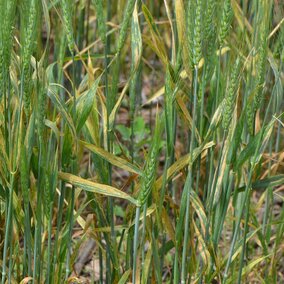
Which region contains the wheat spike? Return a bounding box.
[222,58,241,130]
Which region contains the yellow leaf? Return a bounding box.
[80,140,142,175]
[58,172,139,206]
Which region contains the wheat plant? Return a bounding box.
[0,0,283,283]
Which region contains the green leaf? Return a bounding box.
[47,85,76,140]
[134,116,148,139]
[116,125,131,140]
[235,119,274,170]
[237,175,284,192]
[118,269,131,284]
[76,75,101,132]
